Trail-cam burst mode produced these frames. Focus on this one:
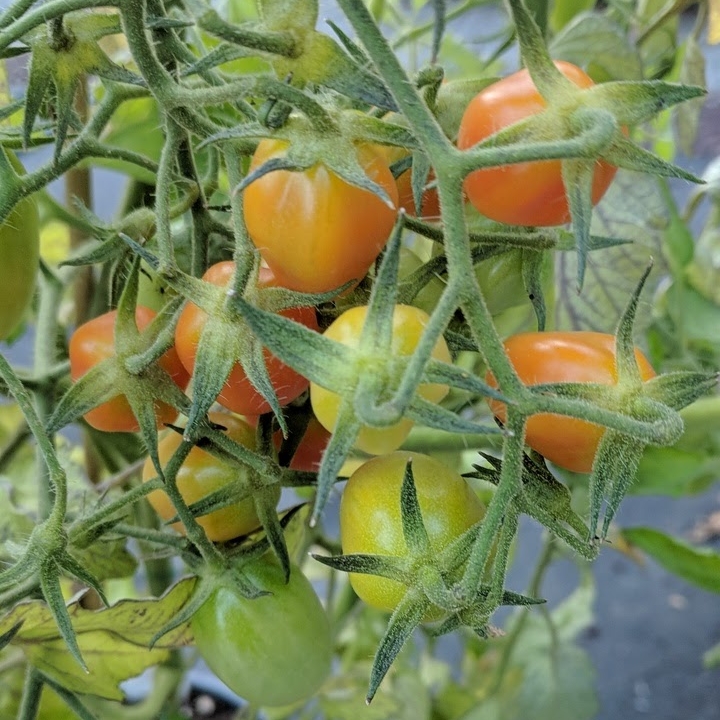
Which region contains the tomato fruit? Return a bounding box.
[191,557,333,707]
[142,412,279,542]
[174,261,318,415]
[340,451,486,613]
[243,139,399,293]
[486,332,657,473]
[379,145,441,220]
[310,305,452,455]
[0,150,40,341]
[474,249,529,316]
[457,61,618,226]
[286,416,331,472]
[69,306,190,432]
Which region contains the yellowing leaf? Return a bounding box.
[0,578,196,700]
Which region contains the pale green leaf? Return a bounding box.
[550,12,643,81]
[554,171,669,334]
[622,527,720,593]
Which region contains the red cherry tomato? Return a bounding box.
[174,261,318,415]
[486,332,657,473]
[457,61,619,227]
[69,307,190,432]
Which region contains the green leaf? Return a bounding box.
[550,12,643,81]
[0,578,196,700]
[631,446,720,496]
[622,527,720,593]
[704,640,720,669]
[674,35,706,156]
[554,171,670,334]
[68,539,137,583]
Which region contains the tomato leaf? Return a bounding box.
[674,35,706,155]
[0,578,195,700]
[621,526,720,594]
[630,446,720,496]
[555,171,669,334]
[550,12,642,80]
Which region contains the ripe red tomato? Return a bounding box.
[310,304,452,455]
[457,61,618,226]
[486,332,657,473]
[142,412,279,542]
[340,451,486,614]
[69,306,190,432]
[243,139,399,293]
[191,557,333,707]
[174,261,318,415]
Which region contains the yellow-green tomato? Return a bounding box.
[0,150,39,341]
[310,305,452,455]
[340,451,486,613]
[191,558,333,707]
[142,412,280,542]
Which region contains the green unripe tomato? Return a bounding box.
[0,150,40,341]
[474,249,528,317]
[340,451,486,615]
[191,558,333,707]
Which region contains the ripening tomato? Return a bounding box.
[379,145,441,220]
[310,305,452,455]
[0,150,40,341]
[243,139,399,293]
[191,557,333,707]
[69,306,190,432]
[340,451,486,613]
[142,412,279,542]
[174,261,318,415]
[486,332,657,473]
[457,61,619,226]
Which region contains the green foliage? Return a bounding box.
[0,0,716,717]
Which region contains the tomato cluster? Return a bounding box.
[58,58,637,709]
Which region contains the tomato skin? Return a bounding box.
[142,412,279,542]
[191,558,333,707]
[69,307,190,432]
[379,145,441,220]
[340,451,486,613]
[243,139,399,293]
[287,416,331,472]
[457,61,618,227]
[486,332,657,473]
[0,151,40,341]
[174,261,318,415]
[310,305,452,455]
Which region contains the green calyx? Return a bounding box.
[23,11,143,160]
[315,460,543,703]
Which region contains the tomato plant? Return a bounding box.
[486,332,657,473]
[340,451,486,612]
[174,261,318,415]
[69,306,190,432]
[457,61,619,226]
[310,304,452,455]
[142,412,279,542]
[243,139,399,293]
[0,151,40,342]
[191,557,333,707]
